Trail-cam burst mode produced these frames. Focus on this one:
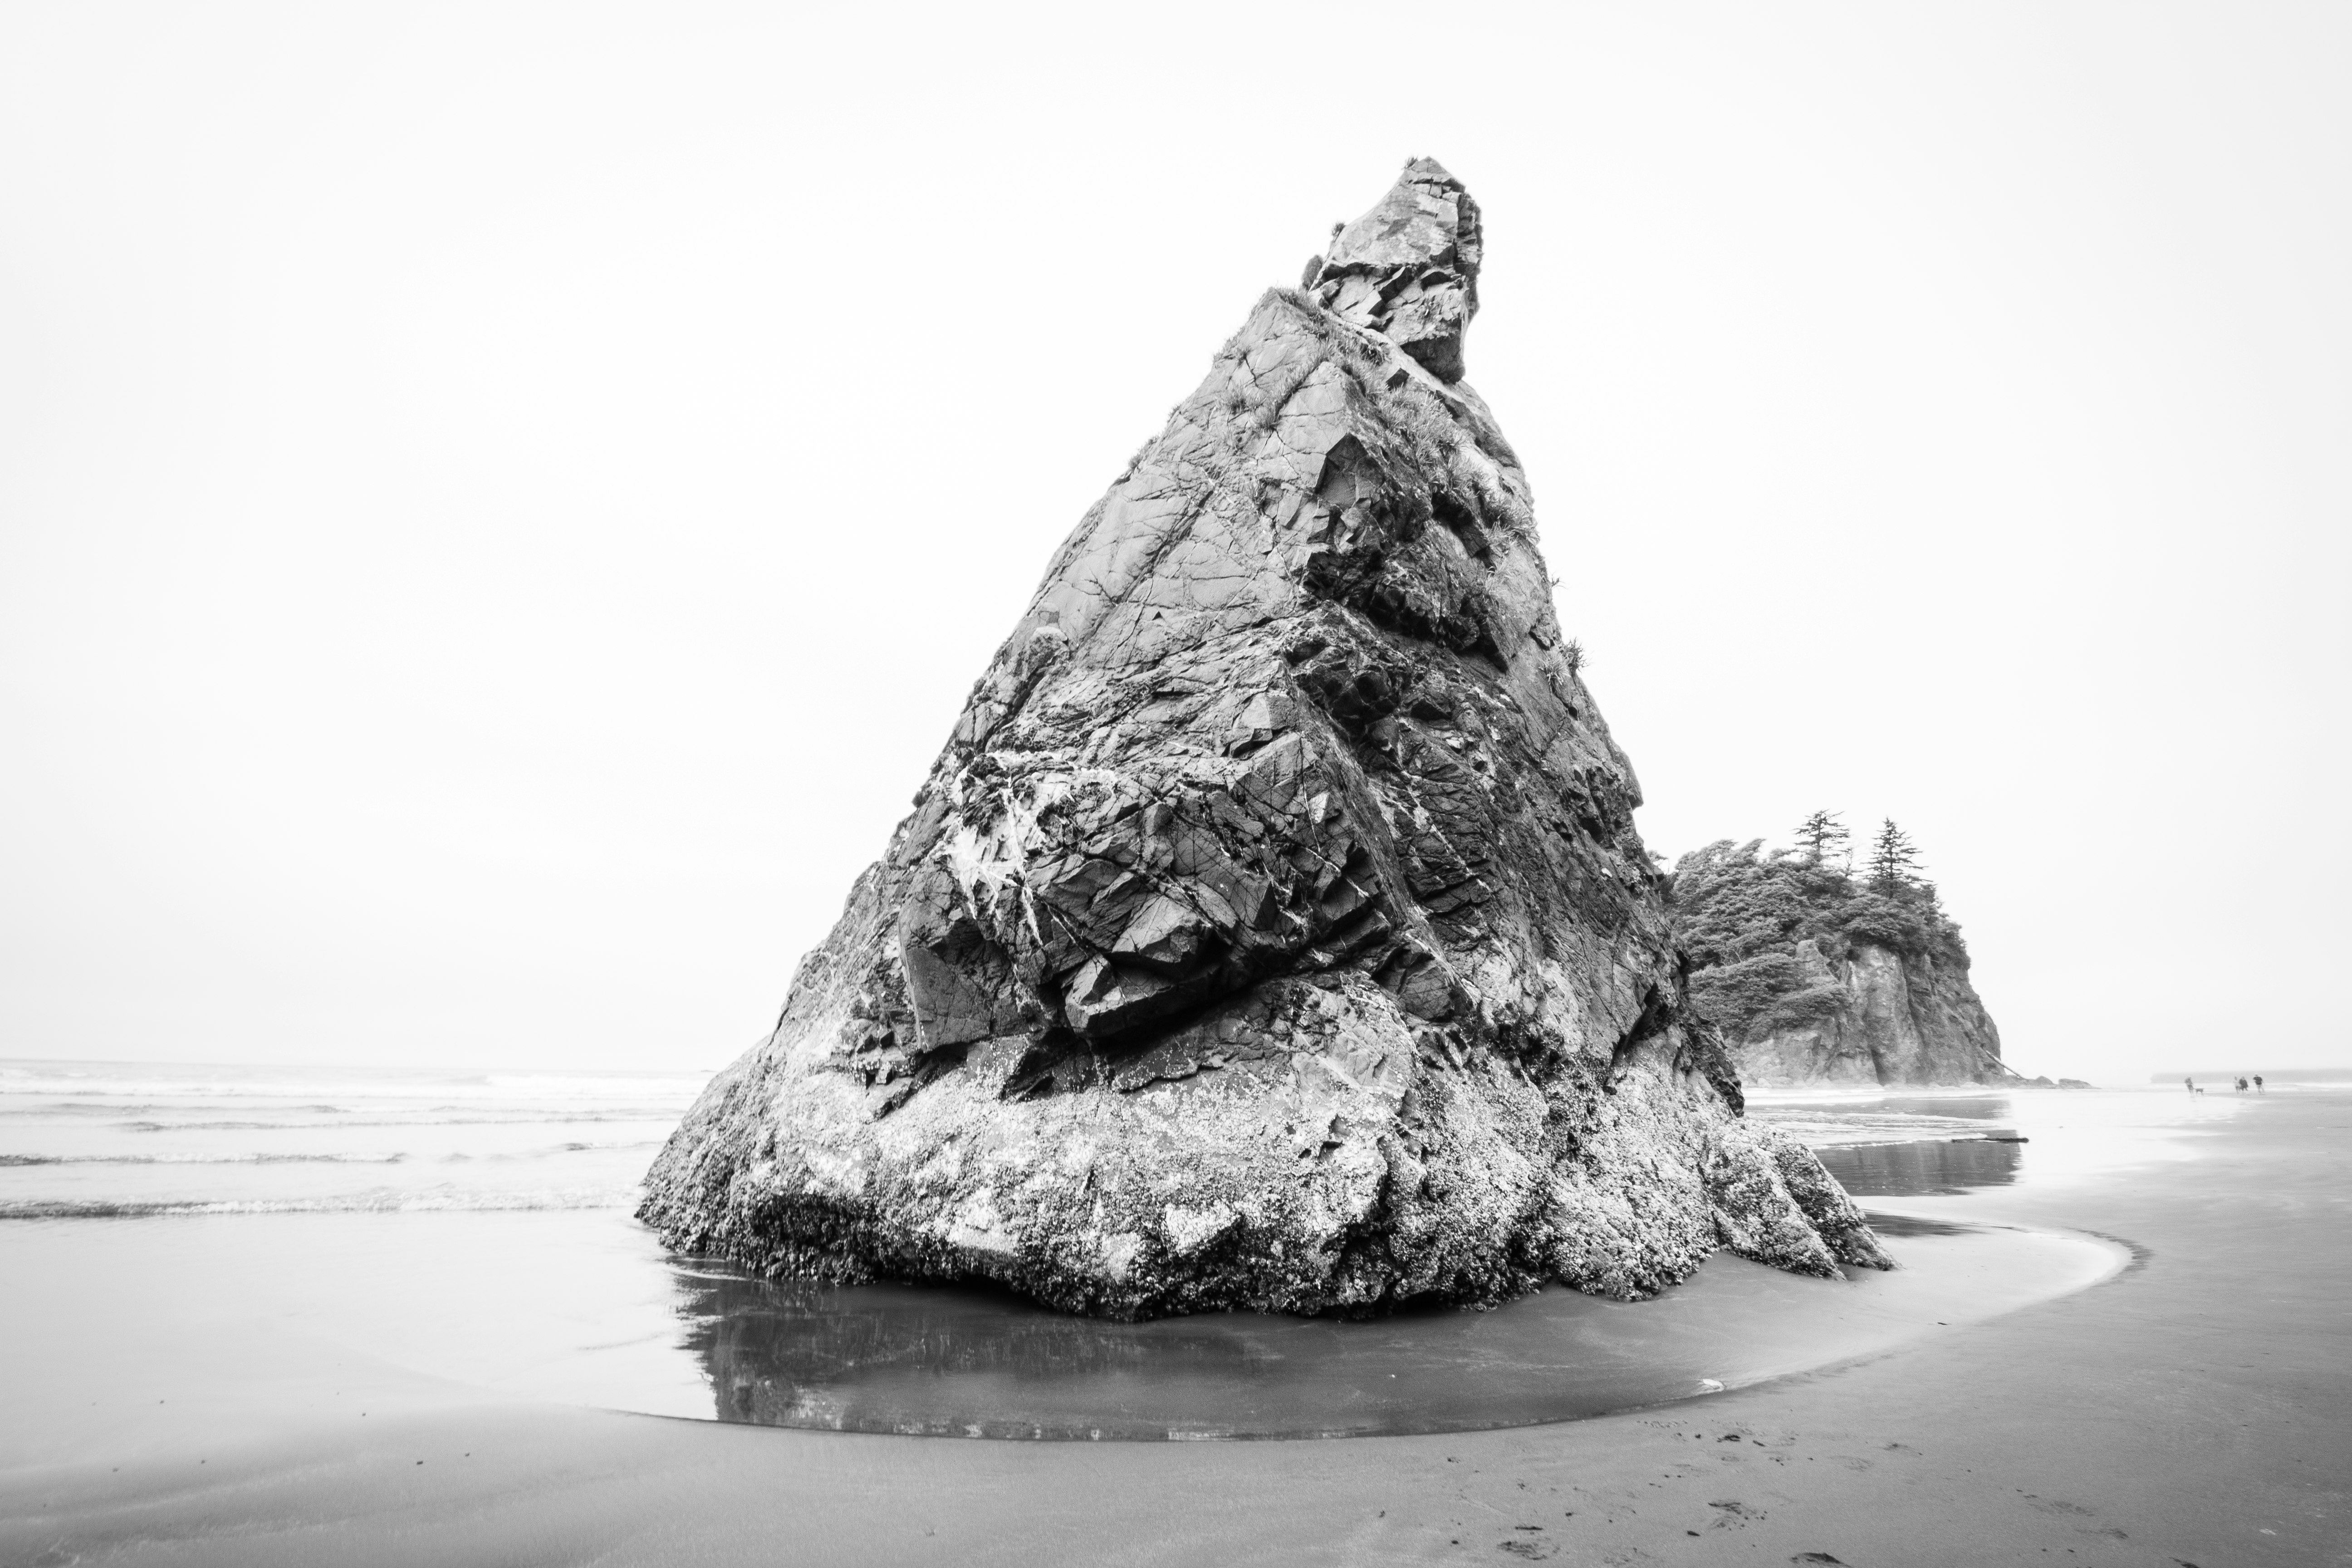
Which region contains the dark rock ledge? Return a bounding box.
[638,159,1891,1318]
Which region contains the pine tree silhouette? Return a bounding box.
[1793,810,1850,869]
[1868,819,1924,893]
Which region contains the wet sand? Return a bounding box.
[4,1091,2345,1567]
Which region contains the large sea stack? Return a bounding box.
[640,161,1890,1316]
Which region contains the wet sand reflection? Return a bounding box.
[669,1111,2095,1441]
[1817,1136,2023,1196]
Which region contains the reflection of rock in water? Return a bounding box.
[663,1205,2104,1442]
[674,1266,1274,1429]
[1815,1137,2022,1196]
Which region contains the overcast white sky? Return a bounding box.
[3,4,2345,1084]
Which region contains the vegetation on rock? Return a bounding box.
[1672,814,1969,1045]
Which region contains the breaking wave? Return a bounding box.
[0,1063,710,1103]
[0,1152,407,1167]
[110,1113,670,1132]
[0,1186,640,1220]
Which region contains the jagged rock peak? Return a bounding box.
[1304,157,1482,383]
[638,160,1890,1321]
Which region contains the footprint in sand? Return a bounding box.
[2024,1495,2095,1517]
[1495,1524,1553,1559]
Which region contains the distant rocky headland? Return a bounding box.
[1671,818,2062,1088]
[639,160,1891,1318]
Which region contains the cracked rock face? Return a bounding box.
[639,159,1890,1317]
[1734,941,2013,1088]
[1304,156,1483,383]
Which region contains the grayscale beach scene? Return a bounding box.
[3,6,2344,1565]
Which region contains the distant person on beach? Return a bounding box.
[2255,1075,2265,1092]
[2185,1077,2195,1093]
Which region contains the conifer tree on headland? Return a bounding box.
[1868,818,1924,893]
[1793,810,1850,869]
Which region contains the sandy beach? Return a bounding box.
[4,1086,2343,1567]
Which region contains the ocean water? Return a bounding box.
[6,1060,2235,1451]
[1744,1079,2269,1196]
[0,1059,701,1220]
